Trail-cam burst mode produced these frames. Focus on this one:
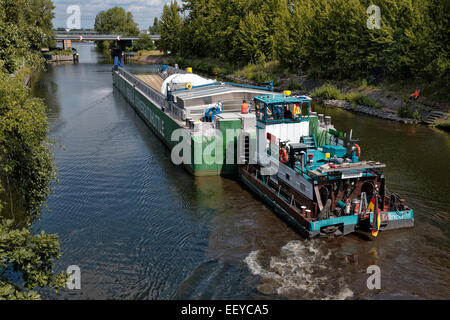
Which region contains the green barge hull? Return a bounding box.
[112,68,242,176]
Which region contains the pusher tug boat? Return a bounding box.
[112,61,413,239]
[238,93,414,238]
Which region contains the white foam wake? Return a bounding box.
[244,240,354,300]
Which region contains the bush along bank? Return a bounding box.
[311,84,419,124]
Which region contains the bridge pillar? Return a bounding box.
[63,40,72,50]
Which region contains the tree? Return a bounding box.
[156,0,448,85]
[238,11,270,63]
[0,0,55,73]
[0,68,67,300]
[133,34,155,51]
[94,7,139,52]
[149,17,160,34]
[0,0,67,300]
[0,220,67,299]
[94,6,139,36]
[160,1,183,54]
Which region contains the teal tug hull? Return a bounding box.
[238,166,414,238]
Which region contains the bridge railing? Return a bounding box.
[117,68,185,121]
[55,31,123,35]
[54,31,160,39]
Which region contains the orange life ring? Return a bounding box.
[280,148,288,163]
[353,143,361,157]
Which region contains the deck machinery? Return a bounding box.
[238,94,414,238]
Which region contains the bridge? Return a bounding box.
[54,31,160,49]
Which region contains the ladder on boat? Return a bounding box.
[301,135,317,149]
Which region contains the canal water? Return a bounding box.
[32,43,449,299]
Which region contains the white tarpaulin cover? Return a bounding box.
[161,73,216,96]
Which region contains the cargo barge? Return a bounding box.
[112,65,271,176]
[112,64,414,238]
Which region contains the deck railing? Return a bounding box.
[116,67,186,121]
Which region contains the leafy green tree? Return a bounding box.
[149,17,160,34]
[0,69,67,300]
[0,0,67,300]
[238,11,270,63]
[94,6,139,36]
[160,0,448,87]
[133,34,155,51]
[416,0,449,82]
[160,1,183,54]
[0,220,67,299]
[94,7,139,52]
[0,0,55,73]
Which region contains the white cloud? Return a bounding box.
[52,0,170,29]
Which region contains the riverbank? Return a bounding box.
[318,99,418,124]
[130,54,449,127]
[131,50,172,65]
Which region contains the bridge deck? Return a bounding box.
[136,74,164,92]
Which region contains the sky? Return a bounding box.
[52,0,175,30]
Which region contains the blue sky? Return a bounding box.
[52,0,175,29]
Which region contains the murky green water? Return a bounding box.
[31,43,449,299]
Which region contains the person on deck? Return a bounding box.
[241,100,249,114]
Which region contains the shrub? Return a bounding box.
[288,79,305,91]
[357,79,368,89]
[234,61,288,80]
[252,71,271,83]
[133,34,155,51]
[311,84,343,100]
[212,66,226,75]
[397,105,413,118]
[175,56,186,67]
[344,92,380,108]
[412,110,422,120]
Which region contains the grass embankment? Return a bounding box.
[311,83,427,120]
[174,56,233,77]
[311,84,380,108]
[379,79,450,106]
[137,50,164,57]
[172,58,307,91]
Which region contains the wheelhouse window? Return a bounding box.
[255,101,265,121]
[254,95,311,124]
[272,104,284,120]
